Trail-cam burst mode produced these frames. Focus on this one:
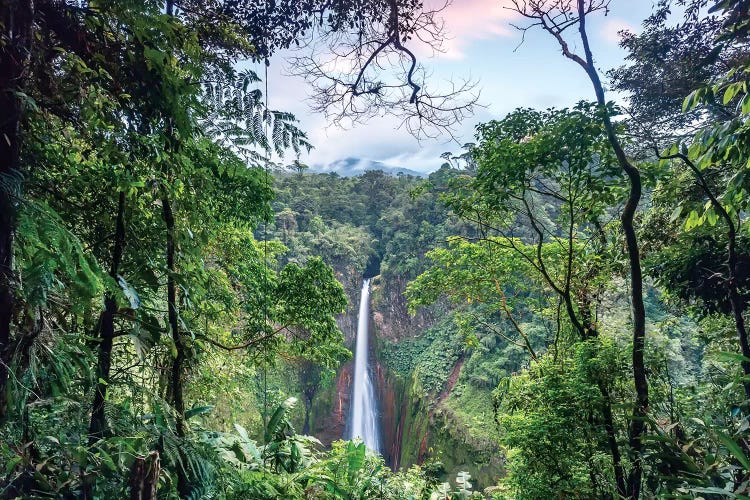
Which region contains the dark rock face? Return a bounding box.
[335,268,363,344]
[370,275,439,470]
[370,275,437,341]
[374,358,407,469]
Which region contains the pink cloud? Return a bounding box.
[599,18,637,44]
[423,0,519,59]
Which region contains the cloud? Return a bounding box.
[297,115,423,167]
[381,148,452,173]
[424,0,519,59]
[599,18,637,44]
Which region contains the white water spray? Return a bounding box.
[349,279,380,453]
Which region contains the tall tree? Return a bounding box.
[616,0,750,398]
[410,104,630,496]
[508,1,649,496]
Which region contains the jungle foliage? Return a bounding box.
[404,0,750,497]
[2,0,750,499]
[0,0,467,498]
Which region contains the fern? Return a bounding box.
[200,69,311,164]
[16,199,104,312]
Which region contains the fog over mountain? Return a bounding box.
[310,157,425,177]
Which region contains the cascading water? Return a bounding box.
[348,279,380,453]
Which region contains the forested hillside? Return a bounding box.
[2,0,750,499]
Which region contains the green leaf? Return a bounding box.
[234,423,250,441]
[685,209,700,230]
[185,405,215,419]
[4,456,22,474]
[690,486,735,495]
[669,205,683,222]
[723,82,742,104]
[117,275,141,309]
[712,351,750,365]
[705,207,718,226]
[346,441,366,477]
[717,431,750,471]
[264,397,297,443]
[742,92,750,115]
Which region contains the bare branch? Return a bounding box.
[287,0,480,139]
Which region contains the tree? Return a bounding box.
[608,0,747,151]
[495,339,626,499]
[507,2,650,495]
[661,0,750,400]
[615,0,750,400]
[409,104,631,496]
[288,0,479,138]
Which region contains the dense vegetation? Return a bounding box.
[2,0,750,498]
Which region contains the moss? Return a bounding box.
[308,374,339,434]
[380,317,464,397]
[398,386,431,467]
[442,381,502,445]
[427,412,504,490]
[392,375,504,491]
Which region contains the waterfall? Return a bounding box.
[349,279,380,453]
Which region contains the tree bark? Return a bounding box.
[574,2,648,496]
[162,3,188,493]
[129,451,160,500]
[163,196,184,426]
[0,0,35,421]
[88,191,127,442]
[161,195,188,495]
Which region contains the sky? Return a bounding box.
[262,0,658,174]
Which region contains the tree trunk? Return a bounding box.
[521,3,650,491]
[89,191,127,442]
[599,381,627,496]
[161,195,188,495]
[575,2,648,496]
[303,398,312,435]
[579,294,627,498]
[0,0,35,421]
[727,222,750,399]
[161,4,188,492]
[129,451,160,500]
